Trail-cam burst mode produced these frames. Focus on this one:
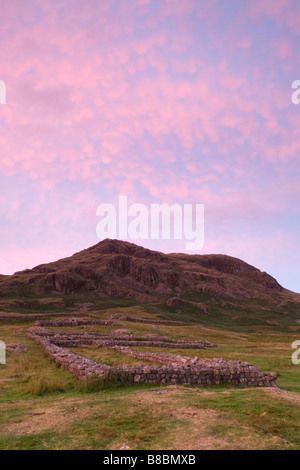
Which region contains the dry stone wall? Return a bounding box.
[29,332,110,380]
[0,312,96,322]
[35,318,115,327]
[30,329,216,350]
[113,315,190,325]
[123,361,277,387]
[112,346,213,366]
[28,326,277,388]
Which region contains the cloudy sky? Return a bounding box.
[0,0,300,292]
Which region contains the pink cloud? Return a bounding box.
[0,0,299,291]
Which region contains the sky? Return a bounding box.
[0,0,300,292]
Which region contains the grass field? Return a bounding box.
[1,301,300,450]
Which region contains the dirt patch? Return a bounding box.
[196,386,300,405]
[126,387,292,450]
[126,388,230,449]
[0,378,13,385]
[1,397,96,436]
[263,387,300,404]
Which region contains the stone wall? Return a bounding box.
[29,332,110,380]
[122,362,277,387]
[28,328,277,388]
[113,315,190,326]
[29,328,216,350]
[111,346,210,366]
[35,318,115,327]
[0,312,95,323]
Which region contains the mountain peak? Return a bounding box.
[0,240,283,302]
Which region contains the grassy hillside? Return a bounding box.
[0,291,299,333]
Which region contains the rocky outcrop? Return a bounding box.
[166,297,210,314]
[167,297,184,307]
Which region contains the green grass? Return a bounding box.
[1,289,299,333]
[177,387,300,449]
[1,300,300,449]
[70,346,161,368]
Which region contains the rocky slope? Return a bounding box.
[0,239,284,303]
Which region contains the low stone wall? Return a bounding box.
[97,340,214,349]
[28,329,277,388]
[113,315,190,326]
[113,347,278,388]
[121,362,277,387]
[54,338,215,349]
[35,318,115,327]
[29,332,110,380]
[112,346,208,366]
[30,328,216,350]
[0,312,95,323]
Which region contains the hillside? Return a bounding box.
[1,240,300,450]
[0,239,284,300]
[0,239,299,332]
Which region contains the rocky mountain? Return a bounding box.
[0,239,284,304]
